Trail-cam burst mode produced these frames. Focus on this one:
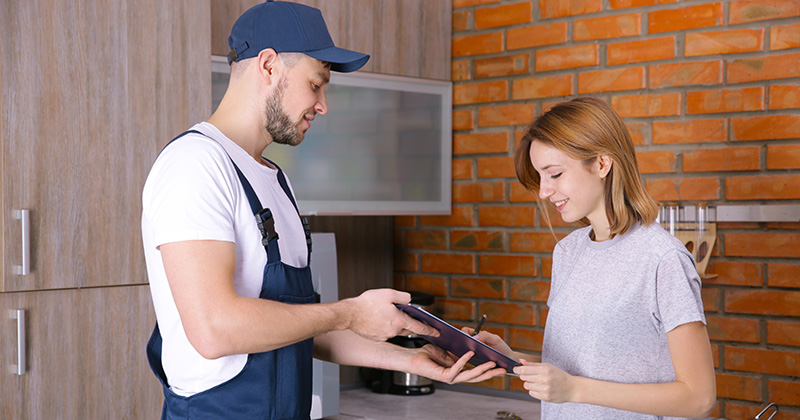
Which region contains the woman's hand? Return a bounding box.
[408,344,506,384]
[462,327,519,361]
[514,359,577,403]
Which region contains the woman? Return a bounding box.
[473,97,716,419]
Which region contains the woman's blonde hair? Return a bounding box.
[514,96,658,238]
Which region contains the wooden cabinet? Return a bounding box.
[0,0,211,417]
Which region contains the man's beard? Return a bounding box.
[265,77,303,146]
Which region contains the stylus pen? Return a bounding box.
[471,314,487,336]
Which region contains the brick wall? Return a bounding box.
[392,1,800,418]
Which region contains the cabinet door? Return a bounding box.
[0,0,211,292]
[0,286,161,419]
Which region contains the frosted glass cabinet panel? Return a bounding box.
[212,56,452,215]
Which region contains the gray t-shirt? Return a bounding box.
[541,223,705,420]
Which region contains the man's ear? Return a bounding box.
[256,48,280,83]
[597,155,613,179]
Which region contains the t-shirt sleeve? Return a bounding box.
[143,138,239,248]
[654,248,706,332]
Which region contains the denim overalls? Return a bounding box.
[147,130,315,419]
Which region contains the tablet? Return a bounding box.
[395,304,521,374]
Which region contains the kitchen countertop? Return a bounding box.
[323,387,541,420]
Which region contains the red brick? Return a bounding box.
[510,183,536,203]
[722,402,771,420]
[767,320,800,347]
[767,145,800,170]
[578,66,645,94]
[768,380,800,408]
[724,345,800,377]
[509,327,544,352]
[731,114,800,141]
[509,279,550,302]
[706,261,763,287]
[454,132,509,155]
[453,159,473,180]
[453,32,504,57]
[706,316,761,343]
[648,3,724,33]
[768,263,800,288]
[474,2,531,30]
[478,104,535,127]
[474,54,530,79]
[454,0,499,8]
[645,177,720,201]
[422,253,475,274]
[509,231,563,253]
[636,150,677,173]
[539,0,602,19]
[715,373,763,401]
[686,87,765,114]
[479,301,535,324]
[452,277,506,299]
[453,181,505,203]
[729,0,800,24]
[653,119,727,144]
[507,22,568,50]
[769,84,800,110]
[394,252,418,272]
[394,216,416,227]
[477,156,516,178]
[451,230,505,251]
[405,274,448,296]
[611,93,681,118]
[607,36,675,66]
[609,0,678,8]
[702,288,719,312]
[728,52,800,84]
[454,80,508,105]
[683,146,761,173]
[725,290,800,316]
[453,110,475,131]
[435,298,475,321]
[479,254,536,276]
[574,13,641,41]
[627,122,648,145]
[771,22,800,50]
[685,28,764,57]
[541,257,553,279]
[728,232,800,259]
[405,230,447,249]
[535,44,599,72]
[478,205,536,227]
[512,74,573,100]
[420,206,474,226]
[453,10,469,32]
[648,60,722,88]
[452,59,471,82]
[726,175,800,200]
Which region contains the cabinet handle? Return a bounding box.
[14,209,30,275]
[11,309,26,375]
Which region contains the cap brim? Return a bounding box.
[305,47,370,73]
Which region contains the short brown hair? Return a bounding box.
[514,97,658,237]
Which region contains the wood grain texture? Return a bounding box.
[210,0,452,80]
[0,0,211,291]
[0,286,160,419]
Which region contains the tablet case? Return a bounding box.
[395,304,521,374]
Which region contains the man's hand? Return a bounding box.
[409,345,506,384]
[345,289,439,341]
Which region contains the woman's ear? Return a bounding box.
[596,155,613,179]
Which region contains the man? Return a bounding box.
[141,1,505,419]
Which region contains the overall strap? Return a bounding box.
[264,157,313,261]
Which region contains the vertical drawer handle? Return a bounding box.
[14,209,30,275]
[12,309,26,375]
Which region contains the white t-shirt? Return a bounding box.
[141,122,308,396]
[542,223,705,420]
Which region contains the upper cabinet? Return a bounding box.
[0,0,212,292]
[210,0,452,81]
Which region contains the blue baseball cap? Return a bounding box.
[227,0,370,73]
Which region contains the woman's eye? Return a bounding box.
[551,172,562,179]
